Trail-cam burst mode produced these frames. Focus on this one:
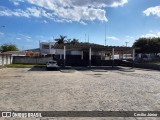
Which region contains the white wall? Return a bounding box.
[0,55,13,66]
[55,49,64,55]
[0,56,2,65]
[70,51,81,55]
[40,42,56,54]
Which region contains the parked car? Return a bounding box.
[46,60,59,70]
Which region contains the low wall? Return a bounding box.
[13,56,123,66]
[13,56,53,64]
[135,63,160,70]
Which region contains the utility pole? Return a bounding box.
[88,34,89,43]
[85,34,86,42]
[125,42,129,47]
[105,24,106,46]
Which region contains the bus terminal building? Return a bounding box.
[40,42,135,67]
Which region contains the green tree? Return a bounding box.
[70,38,79,45]
[133,37,160,54]
[55,35,67,44]
[0,43,19,52]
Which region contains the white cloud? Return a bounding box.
[107,36,119,40]
[16,33,32,42]
[80,21,87,25]
[0,32,4,36]
[0,6,54,19]
[16,37,21,40]
[143,6,160,17]
[141,32,160,38]
[43,20,48,24]
[2,0,128,24]
[125,35,134,39]
[9,0,24,6]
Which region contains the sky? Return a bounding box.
[0,0,160,50]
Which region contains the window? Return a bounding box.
[42,44,49,49]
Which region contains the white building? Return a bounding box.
[0,53,13,66]
[40,42,56,55]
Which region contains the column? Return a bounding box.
[81,51,83,60]
[64,46,66,67]
[6,56,8,65]
[2,56,4,66]
[60,54,62,59]
[101,52,103,60]
[112,48,114,68]
[89,47,91,67]
[132,49,135,67]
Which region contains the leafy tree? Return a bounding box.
[133,37,160,54]
[70,38,79,45]
[0,43,19,52]
[55,35,67,44]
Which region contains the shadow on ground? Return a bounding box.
[28,66,59,71]
[28,66,135,72]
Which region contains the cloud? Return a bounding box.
[16,37,21,40]
[143,6,160,17]
[43,20,48,23]
[9,0,24,6]
[141,32,160,38]
[1,0,128,24]
[0,6,54,19]
[0,32,4,36]
[125,35,134,39]
[107,36,119,40]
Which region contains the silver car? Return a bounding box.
[46,60,59,70]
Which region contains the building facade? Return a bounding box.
[40,42,56,55]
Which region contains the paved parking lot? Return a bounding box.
[0,67,160,120]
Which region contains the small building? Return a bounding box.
[0,53,12,66]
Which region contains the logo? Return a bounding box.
[2,112,11,117]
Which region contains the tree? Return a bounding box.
[55,35,67,44]
[70,38,79,45]
[0,43,19,52]
[133,37,160,54]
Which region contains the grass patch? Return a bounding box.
[5,64,45,68]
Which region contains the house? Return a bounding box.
[2,50,40,57]
[2,51,26,56]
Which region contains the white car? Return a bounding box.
[46,60,59,70]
